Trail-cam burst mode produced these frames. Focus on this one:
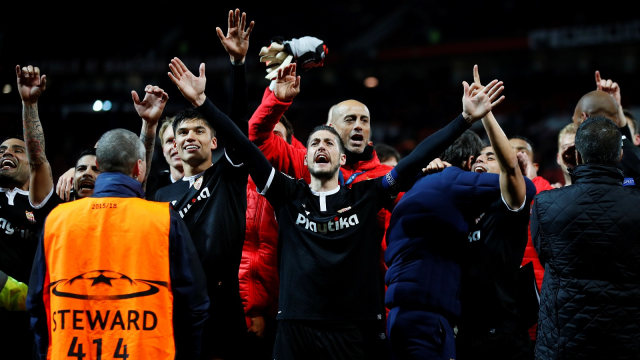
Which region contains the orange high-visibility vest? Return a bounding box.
[42,197,174,360]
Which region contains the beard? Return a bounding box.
[308,162,340,181]
[0,169,27,189]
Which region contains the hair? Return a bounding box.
[74,148,97,167]
[623,109,638,135]
[439,129,484,168]
[575,116,622,165]
[307,125,344,154]
[375,143,401,163]
[279,115,293,144]
[557,122,578,149]
[95,129,145,175]
[158,116,176,140]
[172,108,215,136]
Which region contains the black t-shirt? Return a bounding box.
[0,188,61,282]
[263,170,395,321]
[154,152,247,286]
[460,180,536,333]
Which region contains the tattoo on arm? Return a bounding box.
[22,103,47,167]
[140,130,155,189]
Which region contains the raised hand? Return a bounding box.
[461,79,505,123]
[216,8,255,64]
[55,167,75,201]
[273,63,301,102]
[16,65,47,104]
[168,57,207,107]
[595,70,621,106]
[131,85,169,126]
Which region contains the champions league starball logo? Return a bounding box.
[50,270,168,300]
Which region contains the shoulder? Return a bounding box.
[154,181,188,202]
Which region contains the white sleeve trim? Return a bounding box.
[29,187,55,209]
[224,148,244,168]
[501,192,527,212]
[257,168,276,196]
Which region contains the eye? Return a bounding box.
[197,129,205,134]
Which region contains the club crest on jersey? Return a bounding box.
[25,210,35,223]
[193,176,203,190]
[295,213,359,233]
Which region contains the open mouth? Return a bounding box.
[78,180,95,191]
[350,134,364,143]
[184,144,200,152]
[1,158,17,170]
[472,164,487,173]
[315,153,329,164]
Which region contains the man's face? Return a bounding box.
[73,154,99,199]
[329,101,371,154]
[471,146,500,174]
[0,138,30,188]
[174,118,216,167]
[273,122,289,142]
[509,138,533,160]
[305,129,346,180]
[161,126,182,171]
[557,132,576,172]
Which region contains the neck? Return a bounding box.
[170,166,184,181]
[0,178,28,191]
[182,159,211,177]
[344,145,373,165]
[562,171,572,186]
[309,175,340,192]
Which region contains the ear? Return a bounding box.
[462,155,475,171]
[304,154,308,166]
[210,136,218,150]
[133,159,146,182]
[619,148,624,162]
[533,162,540,171]
[581,112,588,123]
[575,150,583,165]
[340,153,346,166]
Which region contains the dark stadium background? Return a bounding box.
[1,2,639,185]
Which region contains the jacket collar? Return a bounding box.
[571,164,624,185]
[344,144,377,169]
[93,172,145,198]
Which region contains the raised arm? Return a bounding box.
[16,65,53,206]
[168,57,273,189]
[132,85,169,189]
[390,78,505,190]
[474,65,525,209]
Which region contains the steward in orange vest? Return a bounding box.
[27,129,209,360]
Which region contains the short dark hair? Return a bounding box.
[440,129,484,169]
[575,116,622,165]
[307,125,344,154]
[375,143,401,163]
[74,148,97,167]
[172,108,215,136]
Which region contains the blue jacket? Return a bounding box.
[385,166,501,320]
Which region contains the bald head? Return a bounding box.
[572,90,620,125]
[326,100,371,153]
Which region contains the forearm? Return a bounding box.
[198,99,273,188]
[482,112,525,208]
[230,63,248,128]
[139,121,158,190]
[248,88,291,143]
[394,114,469,184]
[23,102,53,204]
